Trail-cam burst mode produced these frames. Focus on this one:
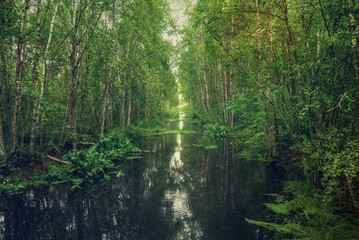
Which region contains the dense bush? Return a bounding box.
[292,128,359,207]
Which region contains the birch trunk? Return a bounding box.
[127,89,132,126]
[30,2,58,151]
[269,9,274,83]
[204,61,210,112]
[100,61,114,136]
[120,79,126,129]
[11,0,30,151]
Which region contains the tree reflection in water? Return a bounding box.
[0,113,283,239]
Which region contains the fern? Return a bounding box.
[246,181,359,239]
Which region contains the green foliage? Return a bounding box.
[64,148,113,190]
[47,132,141,191]
[96,131,141,160]
[293,128,359,203]
[203,123,228,138]
[246,181,359,240]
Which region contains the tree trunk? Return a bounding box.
[347,0,359,87]
[59,99,70,148]
[68,0,101,151]
[221,65,227,123]
[269,8,277,156]
[20,99,31,148]
[196,58,207,114]
[283,0,300,94]
[0,102,5,159]
[203,59,210,112]
[70,66,78,151]
[11,0,30,151]
[0,38,6,158]
[100,60,114,136]
[120,81,126,129]
[255,0,272,155]
[127,89,132,126]
[226,67,231,126]
[30,1,58,151]
[269,9,274,83]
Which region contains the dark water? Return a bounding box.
[0,117,284,240]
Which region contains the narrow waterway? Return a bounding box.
[0,114,284,239]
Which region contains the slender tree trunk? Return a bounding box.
[27,0,43,150]
[11,0,30,151]
[145,86,150,122]
[59,99,70,147]
[269,9,274,83]
[283,0,300,94]
[30,2,58,151]
[70,67,78,151]
[221,65,227,123]
[68,0,100,150]
[269,8,277,156]
[0,38,6,158]
[255,0,271,155]
[0,102,5,159]
[100,60,114,136]
[347,0,359,87]
[120,82,126,129]
[127,89,131,126]
[226,67,231,126]
[346,175,359,214]
[204,62,210,112]
[196,58,207,114]
[107,93,113,127]
[20,100,31,148]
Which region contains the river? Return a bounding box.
[0,113,284,239]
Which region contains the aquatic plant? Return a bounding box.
[66,132,140,190]
[45,132,141,191]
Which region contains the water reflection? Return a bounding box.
[0,116,284,239]
[165,112,203,239]
[179,111,185,130]
[169,134,183,169]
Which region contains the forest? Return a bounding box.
[1,0,359,239]
[0,0,176,156]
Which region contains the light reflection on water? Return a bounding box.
[0,109,284,240]
[166,111,203,239]
[169,134,183,169]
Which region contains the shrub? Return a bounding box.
[203,123,228,138]
[49,131,141,190]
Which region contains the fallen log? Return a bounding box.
[78,142,95,145]
[46,155,69,164]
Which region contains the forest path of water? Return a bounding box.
[0,109,284,239]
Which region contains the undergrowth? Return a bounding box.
[246,181,359,240]
[0,131,141,195]
[47,131,141,191]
